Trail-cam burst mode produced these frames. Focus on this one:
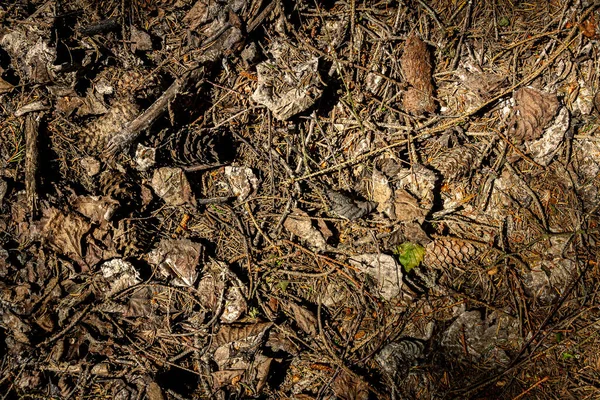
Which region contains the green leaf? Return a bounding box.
[561,352,574,360]
[395,242,426,273]
[278,280,289,292]
[498,16,510,27]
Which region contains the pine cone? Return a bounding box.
[79,99,139,156]
[114,217,158,257]
[429,144,481,181]
[423,238,479,270]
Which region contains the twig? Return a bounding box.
[104,67,205,155]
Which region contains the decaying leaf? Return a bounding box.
[135,144,156,171]
[332,370,369,400]
[400,33,435,114]
[100,258,140,297]
[151,167,195,206]
[441,310,519,365]
[284,209,327,251]
[37,207,91,266]
[525,106,570,166]
[372,168,393,214]
[252,39,323,120]
[148,238,204,286]
[349,254,403,300]
[73,195,119,223]
[225,166,259,202]
[286,302,317,336]
[1,29,57,83]
[326,190,377,220]
[130,26,152,52]
[393,188,427,223]
[213,322,273,349]
[509,87,559,142]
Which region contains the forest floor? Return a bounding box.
[1,0,600,399]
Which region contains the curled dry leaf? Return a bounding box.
[326,190,377,220]
[283,209,327,251]
[400,33,435,114]
[151,167,195,206]
[213,322,273,349]
[1,30,56,83]
[73,195,119,223]
[224,166,259,202]
[509,87,559,142]
[135,144,156,171]
[525,106,570,166]
[148,238,204,286]
[252,39,323,120]
[349,254,403,300]
[286,302,317,336]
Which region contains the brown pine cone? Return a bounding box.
[423,238,479,270]
[429,144,481,181]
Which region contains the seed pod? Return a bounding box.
[114,217,158,257]
[97,170,139,208]
[429,144,481,181]
[79,99,139,156]
[423,238,479,270]
[155,127,229,166]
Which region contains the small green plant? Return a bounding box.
[498,16,510,27]
[248,307,260,319]
[395,242,426,273]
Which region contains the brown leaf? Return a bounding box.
[287,302,317,336]
[38,207,91,266]
[213,322,273,348]
[510,87,559,142]
[400,33,435,114]
[148,238,204,286]
[332,370,369,400]
[284,209,327,250]
[151,167,195,206]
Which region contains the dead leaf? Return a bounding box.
[224,166,259,201]
[326,190,377,220]
[287,302,317,336]
[284,209,327,251]
[525,106,570,166]
[400,33,435,114]
[372,168,393,213]
[332,370,369,400]
[148,238,204,286]
[37,207,91,266]
[252,39,323,120]
[130,26,153,52]
[151,167,195,206]
[100,259,140,297]
[349,254,403,300]
[393,188,426,223]
[213,322,273,348]
[510,87,559,142]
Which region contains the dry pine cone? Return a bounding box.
[423,238,479,270]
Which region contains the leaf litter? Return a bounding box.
[0,1,599,399]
